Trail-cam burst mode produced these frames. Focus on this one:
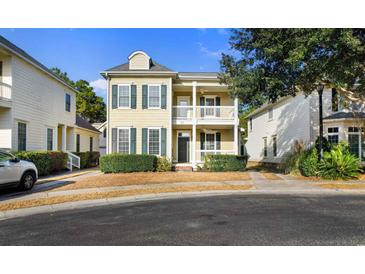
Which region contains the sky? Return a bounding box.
[0,28,231,101]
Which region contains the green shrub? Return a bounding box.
[73,151,100,168]
[100,153,157,173]
[318,143,361,180]
[14,151,67,176]
[279,140,306,175]
[204,154,248,172]
[156,156,172,172]
[298,147,319,177]
[315,136,332,153]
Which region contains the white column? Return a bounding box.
[234,97,239,155]
[192,81,197,120]
[106,75,110,154]
[192,124,196,167]
[61,125,67,151]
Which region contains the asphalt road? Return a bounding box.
[1,194,365,245]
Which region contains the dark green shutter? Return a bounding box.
[216,132,221,150]
[161,128,166,156]
[112,128,117,153]
[112,85,118,109]
[161,85,167,109]
[215,97,221,117]
[200,132,205,150]
[131,85,137,109]
[142,128,148,154]
[200,97,205,117]
[142,85,148,109]
[130,128,136,154]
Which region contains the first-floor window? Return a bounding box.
[47,128,53,150]
[263,137,267,157]
[327,127,339,145]
[76,134,80,153]
[272,135,277,157]
[18,122,26,151]
[118,128,130,153]
[205,133,215,150]
[89,137,93,152]
[148,128,160,155]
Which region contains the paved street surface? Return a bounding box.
[1,194,365,245]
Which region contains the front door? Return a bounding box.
[178,137,190,163]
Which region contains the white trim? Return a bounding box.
[176,130,191,163]
[117,127,131,154]
[147,127,161,156]
[117,84,131,109]
[128,51,151,60]
[147,84,161,109]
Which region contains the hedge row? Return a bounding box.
[73,151,100,169]
[100,154,158,173]
[204,154,248,172]
[14,151,67,176]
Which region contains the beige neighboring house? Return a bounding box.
[0,35,99,170]
[101,51,240,170]
[92,121,107,155]
[245,89,365,164]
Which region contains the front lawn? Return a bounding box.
[53,172,251,191]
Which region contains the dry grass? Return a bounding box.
[260,172,282,180]
[53,172,251,191]
[0,184,252,211]
[318,183,365,189]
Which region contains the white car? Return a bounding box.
[0,150,38,191]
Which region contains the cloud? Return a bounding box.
[90,78,107,99]
[197,42,223,58]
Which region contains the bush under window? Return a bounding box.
[204,154,248,172]
[100,154,157,173]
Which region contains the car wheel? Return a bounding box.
[20,171,36,191]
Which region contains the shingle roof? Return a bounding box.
[76,115,101,133]
[178,72,219,77]
[0,35,77,93]
[324,112,365,120]
[105,61,174,72]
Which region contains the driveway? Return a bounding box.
[1,194,365,245]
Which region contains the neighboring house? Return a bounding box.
[0,36,99,169]
[101,51,239,170]
[245,89,365,164]
[92,121,107,155]
[75,115,101,153]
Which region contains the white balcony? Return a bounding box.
[0,82,12,108]
[172,106,236,124]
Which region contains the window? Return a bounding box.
[89,137,93,152]
[18,122,26,151]
[103,129,106,138]
[331,88,339,112]
[148,85,161,108]
[118,128,130,154]
[263,137,267,157]
[0,61,3,81]
[65,94,71,112]
[205,133,215,150]
[272,135,277,157]
[118,85,130,108]
[348,134,360,158]
[148,128,160,155]
[327,127,339,145]
[47,128,53,150]
[76,134,80,153]
[249,118,253,131]
[268,108,273,120]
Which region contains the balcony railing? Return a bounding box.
[172,106,235,121]
[0,82,11,100]
[196,149,236,162]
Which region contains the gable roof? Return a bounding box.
[75,115,101,133]
[104,60,174,72]
[0,35,78,93]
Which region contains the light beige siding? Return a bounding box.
[74,127,100,152]
[129,53,149,70]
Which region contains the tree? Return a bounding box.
[51,67,106,123]
[220,29,365,157]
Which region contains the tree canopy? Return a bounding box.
[219,29,365,107]
[51,68,106,123]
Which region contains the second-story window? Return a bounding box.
[268,107,273,120]
[118,85,130,108]
[65,94,71,112]
[148,85,161,108]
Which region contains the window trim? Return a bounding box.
[46,127,54,151]
[204,132,217,151]
[65,93,71,112]
[17,121,27,151]
[272,135,277,157]
[263,137,268,157]
[117,84,131,109]
[147,84,161,109]
[147,127,161,156]
[327,127,339,145]
[117,127,131,154]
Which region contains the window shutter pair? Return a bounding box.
[142,84,167,109]
[111,128,136,154]
[141,127,166,156]
[111,85,136,109]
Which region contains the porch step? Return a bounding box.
[173,165,193,172]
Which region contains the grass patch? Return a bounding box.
[0,184,252,211]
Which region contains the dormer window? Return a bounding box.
[128,51,151,70]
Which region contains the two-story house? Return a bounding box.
[245,89,365,164]
[101,51,240,170]
[0,36,100,169]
